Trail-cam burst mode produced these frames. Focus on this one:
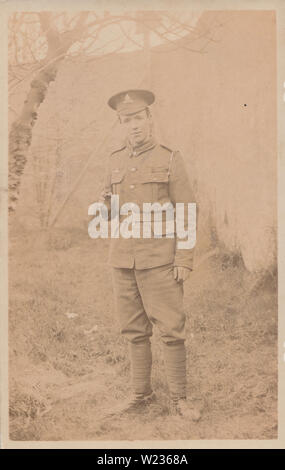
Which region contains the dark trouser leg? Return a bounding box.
[111,267,153,396]
[136,263,187,399]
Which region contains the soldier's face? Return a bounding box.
[120,109,151,146]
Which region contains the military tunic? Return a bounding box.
[101,137,196,271]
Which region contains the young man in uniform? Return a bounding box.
[98,89,199,419]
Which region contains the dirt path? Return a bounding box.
[9,230,277,441]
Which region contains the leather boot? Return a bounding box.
[107,339,154,416]
[107,391,156,417]
[170,397,203,421]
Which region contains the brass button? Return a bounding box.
[130,184,135,189]
[130,167,137,172]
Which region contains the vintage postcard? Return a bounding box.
[1,0,285,449]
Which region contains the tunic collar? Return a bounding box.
[126,135,156,157]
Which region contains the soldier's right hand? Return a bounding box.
[99,190,112,204]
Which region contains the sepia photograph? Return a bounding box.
[2,2,282,446]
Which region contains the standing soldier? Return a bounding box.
[98,89,199,419]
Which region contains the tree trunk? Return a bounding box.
[9,12,88,212]
[9,61,61,211]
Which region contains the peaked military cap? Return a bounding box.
[108,89,155,116]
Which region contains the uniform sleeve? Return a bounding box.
[168,150,198,270]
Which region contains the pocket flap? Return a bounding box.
[140,167,169,184]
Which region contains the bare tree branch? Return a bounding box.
[9,10,218,213]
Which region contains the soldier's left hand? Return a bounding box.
[173,266,192,283]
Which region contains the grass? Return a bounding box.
[8,227,277,441]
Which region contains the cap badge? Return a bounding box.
[122,93,134,104]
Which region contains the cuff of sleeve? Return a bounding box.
[99,200,112,222]
[174,251,194,270]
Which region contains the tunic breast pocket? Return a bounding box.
[135,167,170,206]
[111,168,125,195]
[149,166,169,202]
